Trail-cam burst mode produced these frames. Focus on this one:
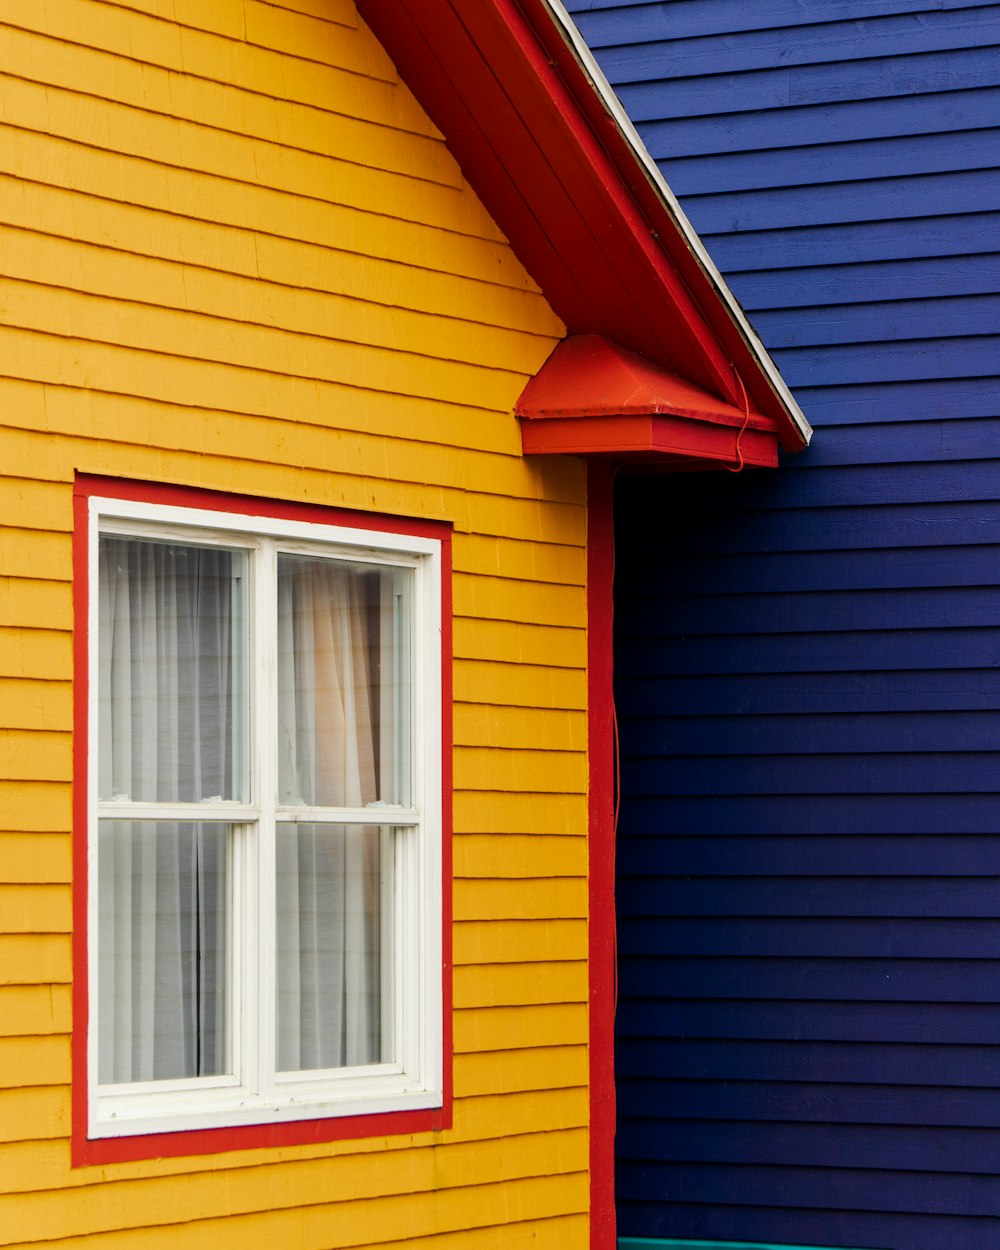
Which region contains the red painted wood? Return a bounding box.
[587,461,617,1250]
[522,415,778,469]
[355,0,776,417]
[71,476,453,1166]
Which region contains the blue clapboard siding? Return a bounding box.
[565,1,1000,1246]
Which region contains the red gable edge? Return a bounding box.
[355,0,811,455]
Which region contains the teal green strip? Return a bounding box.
[619,1239,868,1250]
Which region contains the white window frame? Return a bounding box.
[86,495,443,1141]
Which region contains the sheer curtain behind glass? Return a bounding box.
[97,537,237,1084]
[276,556,390,1071]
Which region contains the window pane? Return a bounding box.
[98,537,246,803]
[97,821,230,1084]
[277,556,411,807]
[275,823,384,1071]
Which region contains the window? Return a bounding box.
[74,481,449,1158]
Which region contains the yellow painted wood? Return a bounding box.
[456,1045,588,1097]
[454,962,588,1009]
[454,920,587,966]
[0,1171,589,1249]
[454,1004,588,1054]
[0,628,71,680]
[453,879,588,922]
[0,0,590,1242]
[0,935,71,985]
[0,579,71,630]
[453,791,588,836]
[452,619,588,668]
[0,783,70,833]
[0,885,70,934]
[0,1037,68,1089]
[453,705,586,751]
[0,986,71,1036]
[0,731,71,782]
[453,747,586,796]
[453,838,587,881]
[0,833,71,883]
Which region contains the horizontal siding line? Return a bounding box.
[73,0,393,83]
[0,221,555,331]
[0,170,534,296]
[0,37,455,185]
[567,0,1000,45]
[0,120,504,244]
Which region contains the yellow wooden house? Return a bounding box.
[0,1,809,1246]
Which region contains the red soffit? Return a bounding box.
[517,336,781,469]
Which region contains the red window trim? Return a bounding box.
[71,474,453,1166]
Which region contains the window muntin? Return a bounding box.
[87,498,442,1141]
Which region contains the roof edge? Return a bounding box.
[539,0,812,448]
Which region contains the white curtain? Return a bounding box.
[97,538,233,1083]
[97,541,386,1085]
[276,557,383,1070]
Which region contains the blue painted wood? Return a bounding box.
[567,0,1000,1243]
[573,0,998,44]
[594,8,1000,84]
[642,88,1000,160]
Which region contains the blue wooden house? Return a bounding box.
[562,1,1000,1248]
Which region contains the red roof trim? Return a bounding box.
[355,0,809,450]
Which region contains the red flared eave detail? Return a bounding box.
[517,335,781,469]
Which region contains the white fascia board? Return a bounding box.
[542,0,813,448]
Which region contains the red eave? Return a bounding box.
[517,335,780,469]
[355,0,809,452]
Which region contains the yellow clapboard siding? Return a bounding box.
[456,1045,588,1097]
[453,662,585,710]
[0,0,591,1242]
[0,530,70,581]
[0,1109,587,1236]
[0,986,71,1036]
[0,150,537,298]
[0,627,70,680]
[0,579,70,631]
[454,962,588,1009]
[454,920,587,966]
[453,838,587,882]
[0,478,68,530]
[0,22,450,183]
[453,705,586,751]
[0,1171,588,1250]
[453,574,585,628]
[0,1087,68,1145]
[454,1004,587,1054]
[0,357,582,507]
[0,935,71,985]
[0,885,70,934]
[2,73,479,234]
[0,731,71,783]
[352,1213,590,1250]
[452,791,587,836]
[0,783,70,833]
[0,226,549,371]
[0,427,586,550]
[0,1036,68,1089]
[452,879,587,922]
[453,533,585,586]
[0,833,71,883]
[0,280,536,413]
[452,619,587,668]
[0,0,430,140]
[454,748,585,797]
